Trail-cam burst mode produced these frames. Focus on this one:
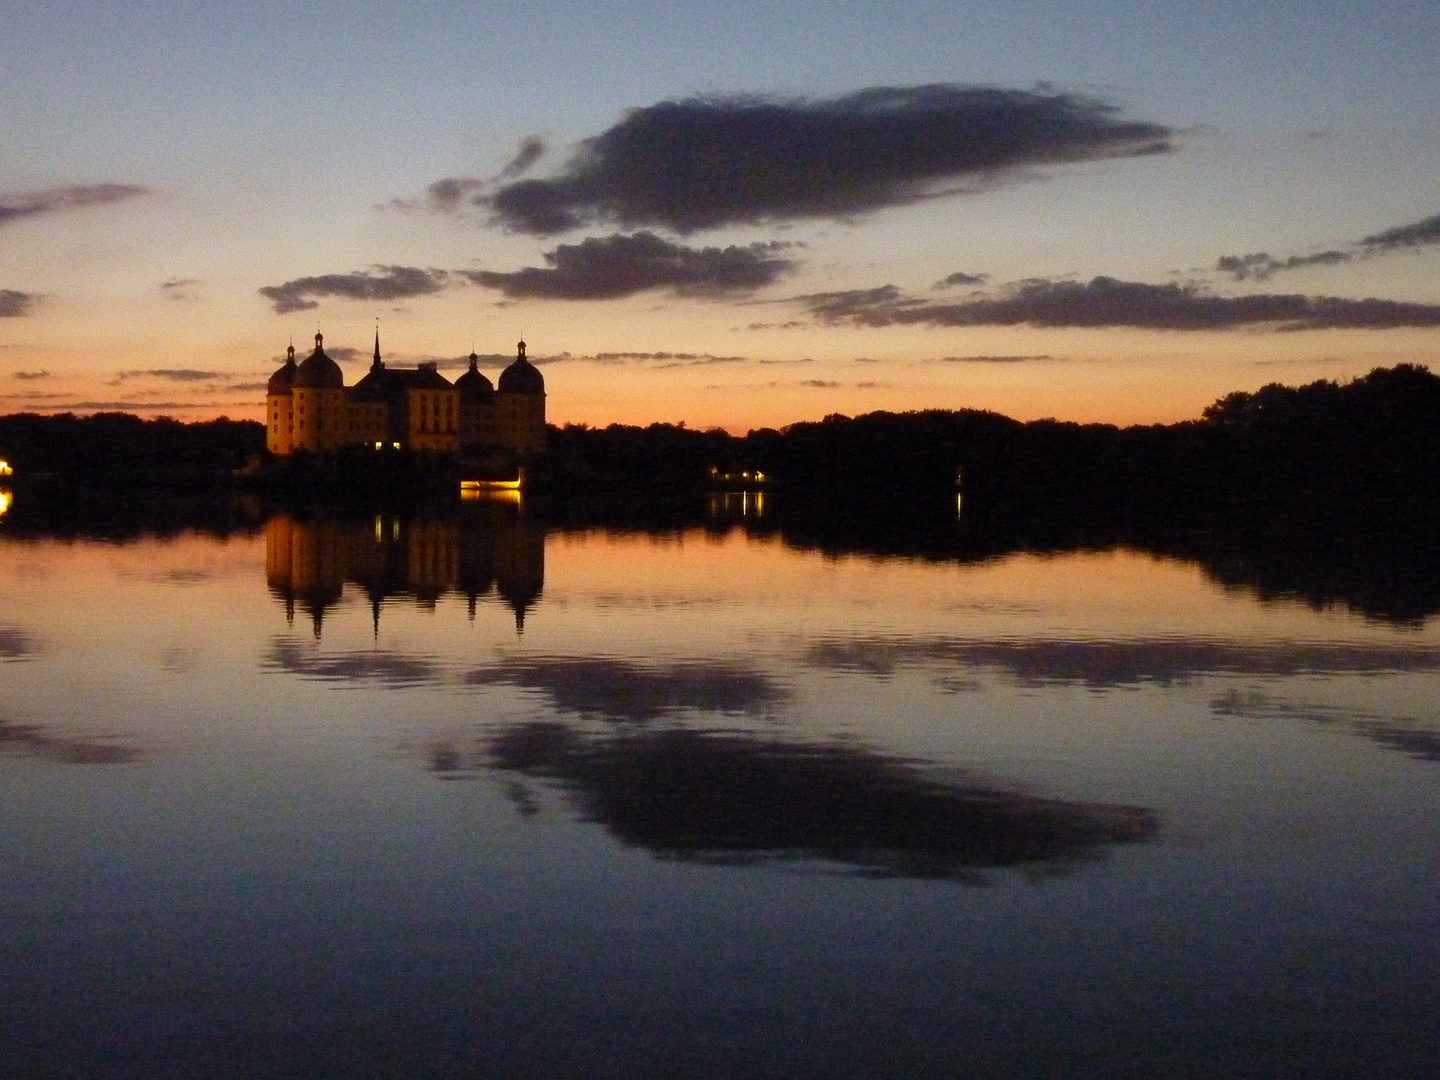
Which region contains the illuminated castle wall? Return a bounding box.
[266,334,545,456]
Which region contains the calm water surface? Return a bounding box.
[2,500,1438,1078]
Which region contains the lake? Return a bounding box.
[2,491,1438,1078]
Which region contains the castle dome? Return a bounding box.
[294,332,344,389]
[455,351,495,399]
[498,339,544,394]
[267,344,298,395]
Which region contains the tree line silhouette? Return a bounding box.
[0,412,262,478]
[3,364,1436,534]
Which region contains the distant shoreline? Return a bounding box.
[2,365,1437,526]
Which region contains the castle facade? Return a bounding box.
[266,333,545,456]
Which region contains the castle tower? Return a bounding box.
[291,332,347,451]
[455,350,497,448]
[265,344,297,454]
[496,339,546,454]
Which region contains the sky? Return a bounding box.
[2,0,1439,430]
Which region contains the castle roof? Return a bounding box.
[389,362,454,391]
[350,360,454,402]
[267,345,297,396]
[498,340,544,394]
[294,332,344,389]
[455,352,495,399]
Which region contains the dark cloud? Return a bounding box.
[0,183,148,228]
[221,381,269,392]
[26,400,258,411]
[592,350,745,362]
[461,231,796,299]
[483,723,1157,880]
[806,635,1440,689]
[799,276,1440,331]
[159,278,200,301]
[800,379,841,388]
[758,356,815,365]
[482,84,1172,234]
[1360,212,1440,251]
[581,350,746,369]
[397,139,541,216]
[407,176,488,213]
[111,369,222,384]
[1216,250,1352,281]
[1215,211,1440,282]
[656,356,746,369]
[326,346,364,363]
[13,369,50,380]
[464,656,786,723]
[0,718,141,765]
[395,140,546,215]
[743,320,808,331]
[499,136,546,180]
[259,265,451,314]
[796,285,904,322]
[936,271,989,288]
[0,290,35,318]
[937,354,1055,363]
[263,640,444,688]
[0,626,38,660]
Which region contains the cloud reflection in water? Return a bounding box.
[464,656,787,722]
[263,639,445,688]
[482,723,1157,881]
[0,624,37,660]
[806,636,1440,689]
[1212,689,1440,764]
[0,719,141,764]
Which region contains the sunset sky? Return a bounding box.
[3,0,1439,431]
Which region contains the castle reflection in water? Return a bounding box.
[265,498,544,636]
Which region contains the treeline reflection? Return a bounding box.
[713,495,1440,626]
[452,723,1159,881]
[264,502,544,636]
[3,485,1437,624]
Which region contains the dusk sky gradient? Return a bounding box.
[3,0,1438,429]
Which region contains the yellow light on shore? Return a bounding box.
[0,460,11,476]
[0,489,11,517]
[460,477,523,492]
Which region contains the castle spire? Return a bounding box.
[372,325,383,371]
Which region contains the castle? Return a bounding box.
[266,332,545,456]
